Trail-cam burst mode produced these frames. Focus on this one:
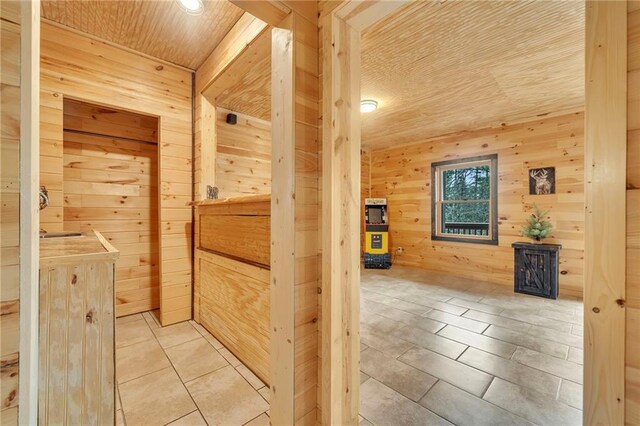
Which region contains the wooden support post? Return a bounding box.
[270,18,296,425]
[19,0,41,423]
[321,13,361,426]
[584,1,627,424]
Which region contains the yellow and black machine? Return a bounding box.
[364,197,391,269]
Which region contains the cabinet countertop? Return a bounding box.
[40,230,119,266]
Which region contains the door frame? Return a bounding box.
[19,1,41,424]
[321,0,627,424]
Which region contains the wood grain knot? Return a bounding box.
[6,389,16,405]
[592,307,600,313]
[71,274,78,285]
[156,65,164,71]
[86,309,96,323]
[560,270,568,275]
[616,299,625,307]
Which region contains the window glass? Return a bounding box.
[442,166,490,200]
[431,155,497,244]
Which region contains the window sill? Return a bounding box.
[431,235,499,245]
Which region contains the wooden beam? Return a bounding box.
[195,12,268,94]
[202,28,271,101]
[321,12,361,426]
[584,1,627,424]
[19,0,40,423]
[280,1,316,25]
[334,0,408,32]
[230,1,290,27]
[270,17,296,426]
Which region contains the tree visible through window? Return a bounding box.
[431,154,498,244]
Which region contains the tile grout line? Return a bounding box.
[141,318,209,426]
[414,378,440,403]
[116,388,127,426]
[162,409,199,426]
[241,411,267,426]
[361,270,584,417]
[363,287,583,353]
[479,375,495,399]
[445,345,579,410]
[188,319,270,408]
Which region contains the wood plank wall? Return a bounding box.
[192,14,269,328]
[194,13,269,201]
[627,1,640,423]
[194,196,271,385]
[61,100,160,317]
[39,22,193,325]
[215,108,271,198]
[369,112,585,297]
[0,2,22,423]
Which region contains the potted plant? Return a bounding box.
[521,204,553,242]
[512,204,561,299]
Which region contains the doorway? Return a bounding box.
[61,99,160,318]
[321,1,627,424]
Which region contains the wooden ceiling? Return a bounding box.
[210,29,272,121]
[360,1,585,148]
[40,0,245,70]
[41,1,585,142]
[214,52,271,121]
[202,1,585,147]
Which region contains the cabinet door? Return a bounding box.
[519,248,551,297]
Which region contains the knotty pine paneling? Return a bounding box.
[39,22,193,325]
[292,11,320,425]
[63,99,158,143]
[215,108,271,198]
[194,14,269,201]
[197,250,270,385]
[0,2,21,421]
[41,2,244,70]
[358,1,584,149]
[62,100,160,317]
[627,3,640,423]
[369,112,585,297]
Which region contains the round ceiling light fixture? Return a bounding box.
[177,0,204,15]
[360,99,378,113]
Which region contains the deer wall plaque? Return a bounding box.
[528,167,555,195]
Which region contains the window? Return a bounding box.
[431,154,498,245]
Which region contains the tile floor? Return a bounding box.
[116,265,583,426]
[115,311,269,426]
[359,266,583,426]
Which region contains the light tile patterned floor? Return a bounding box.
[359,266,583,426]
[117,265,583,426]
[115,311,269,426]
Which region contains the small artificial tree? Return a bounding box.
[521,204,553,242]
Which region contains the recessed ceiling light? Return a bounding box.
[360,99,378,113]
[177,0,203,15]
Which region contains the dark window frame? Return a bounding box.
[430,154,498,245]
